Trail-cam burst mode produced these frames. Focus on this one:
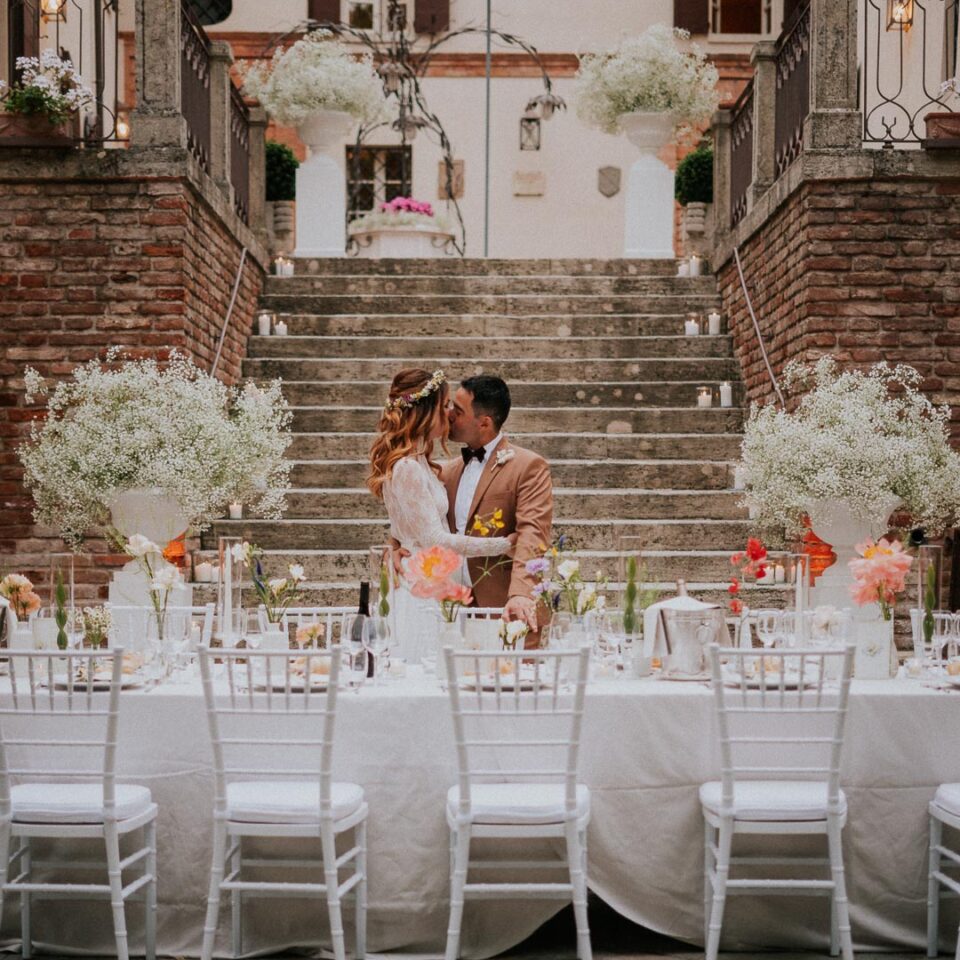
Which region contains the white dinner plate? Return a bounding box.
[51,675,143,691]
[460,671,549,692]
[722,669,814,690]
[257,675,330,692]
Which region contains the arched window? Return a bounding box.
[185,0,232,27]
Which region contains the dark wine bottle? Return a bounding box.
[354,580,374,677]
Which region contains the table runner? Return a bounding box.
[8,674,960,957]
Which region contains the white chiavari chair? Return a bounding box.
[927,782,960,959]
[256,605,354,645]
[197,646,367,960]
[0,649,158,960]
[442,646,592,960]
[702,643,856,960]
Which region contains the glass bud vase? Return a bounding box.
[436,619,462,687]
[48,553,76,649]
[216,537,243,646]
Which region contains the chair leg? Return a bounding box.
[703,818,715,949]
[445,823,472,960]
[201,818,228,960]
[321,824,347,960]
[17,836,29,960]
[830,887,839,957]
[104,821,130,960]
[565,821,592,960]
[355,819,367,960]
[704,818,733,960]
[231,838,242,958]
[827,814,854,960]
[145,819,157,960]
[930,814,944,958]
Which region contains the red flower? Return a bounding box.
[730,598,743,615]
[730,552,744,566]
[728,578,740,595]
[745,537,767,563]
[753,564,767,581]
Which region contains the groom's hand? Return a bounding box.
[390,541,409,576]
[504,595,538,631]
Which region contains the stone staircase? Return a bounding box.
[201,258,777,607]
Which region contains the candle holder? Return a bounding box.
[228,502,243,520]
[684,314,701,337]
[215,537,243,645]
[274,319,289,337]
[707,311,722,336]
[257,312,273,336]
[719,381,733,408]
[688,255,703,277]
[696,386,712,408]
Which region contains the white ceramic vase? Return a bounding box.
[854,614,896,679]
[619,111,677,259]
[294,108,354,258]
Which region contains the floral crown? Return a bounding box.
[385,370,447,411]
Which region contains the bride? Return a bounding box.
[367,368,515,659]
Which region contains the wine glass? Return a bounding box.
[364,615,392,685]
[340,613,369,693]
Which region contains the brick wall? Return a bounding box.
[0,172,264,602]
[718,176,960,438]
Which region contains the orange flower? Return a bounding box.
[406,545,460,590]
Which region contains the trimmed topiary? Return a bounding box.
[265,140,299,202]
[674,144,713,206]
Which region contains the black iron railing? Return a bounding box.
[730,80,755,227]
[180,0,211,172]
[774,0,810,178]
[230,82,250,225]
[862,0,960,145]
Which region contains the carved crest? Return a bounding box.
[598,166,621,197]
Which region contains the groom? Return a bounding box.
[443,375,553,632]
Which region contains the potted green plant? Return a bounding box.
[926,79,960,144]
[675,143,714,256]
[0,51,92,146]
[265,140,299,250]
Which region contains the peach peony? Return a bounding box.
[848,537,913,619]
[405,545,461,596]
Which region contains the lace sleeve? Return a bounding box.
[387,458,511,558]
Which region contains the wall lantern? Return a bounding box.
[41,0,66,22]
[115,112,131,141]
[887,0,914,31]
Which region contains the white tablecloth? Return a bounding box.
[9,673,960,957]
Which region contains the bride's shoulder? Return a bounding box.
[388,455,427,481]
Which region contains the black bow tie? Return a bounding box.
[461,446,486,464]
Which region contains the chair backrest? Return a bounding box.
[0,650,126,815]
[110,603,215,646]
[197,646,342,816]
[708,643,855,810]
[260,605,355,644]
[443,646,591,818]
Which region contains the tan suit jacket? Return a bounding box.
[441,436,553,612]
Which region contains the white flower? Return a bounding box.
[498,619,530,645]
[230,542,250,565]
[288,563,305,582]
[495,447,516,467]
[126,534,161,558]
[811,605,850,635]
[557,559,580,581]
[150,564,181,592]
[574,26,720,139]
[268,577,288,592]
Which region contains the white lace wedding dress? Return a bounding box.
[383,455,511,662]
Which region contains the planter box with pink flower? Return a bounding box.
[348,197,456,258]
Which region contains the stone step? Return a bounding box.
[258,293,720,316]
[202,518,752,551]
[280,380,743,408]
[272,313,713,338]
[250,334,733,361]
[289,460,734,490]
[245,357,741,384]
[288,431,744,461]
[283,488,747,520]
[285,257,685,277]
[264,275,718,296]
[290,406,743,435]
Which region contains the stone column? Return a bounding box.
[247,105,269,243]
[804,0,861,149]
[750,41,777,201]
[207,40,234,189]
[712,108,733,245]
[130,0,187,148]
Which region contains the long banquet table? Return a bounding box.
[9,670,960,958]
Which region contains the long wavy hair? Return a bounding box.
[367,368,449,500]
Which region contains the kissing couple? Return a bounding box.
[367,368,553,652]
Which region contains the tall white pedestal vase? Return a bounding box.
[294,109,354,258]
[807,495,901,674]
[620,112,676,259]
[107,487,193,608]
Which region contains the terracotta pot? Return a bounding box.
[925,112,960,141]
[0,112,75,147]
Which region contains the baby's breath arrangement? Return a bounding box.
[20,351,292,550]
[242,30,385,127]
[573,26,719,139]
[740,357,960,536]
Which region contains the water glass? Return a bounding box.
[340,642,368,693]
[364,614,392,684]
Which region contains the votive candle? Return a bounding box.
[719,381,733,407]
[688,255,703,277]
[257,312,272,336]
[677,260,690,278]
[774,564,786,583]
[707,311,721,336]
[697,387,712,408]
[274,319,288,337]
[195,561,213,583]
[684,316,700,337]
[228,502,243,520]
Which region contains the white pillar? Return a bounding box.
[293,109,355,258]
[620,112,677,259]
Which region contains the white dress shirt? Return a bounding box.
[454,433,503,535]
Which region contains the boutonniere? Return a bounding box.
[494,447,515,468]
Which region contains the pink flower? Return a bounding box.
[848,537,913,614]
[406,546,461,599]
[441,583,473,606]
